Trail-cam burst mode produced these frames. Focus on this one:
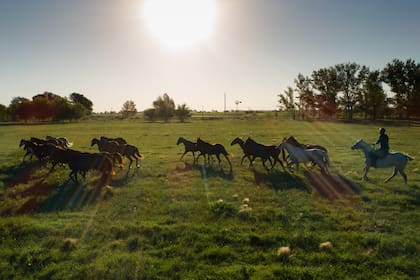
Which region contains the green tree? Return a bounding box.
[381,59,420,119]
[120,100,137,118]
[335,63,369,120]
[175,103,192,122]
[69,93,93,114]
[278,87,296,119]
[32,95,58,121]
[294,74,314,120]
[15,99,33,123]
[8,97,30,121]
[153,93,175,122]
[0,104,9,121]
[358,70,387,120]
[53,98,86,121]
[143,108,157,122]
[311,67,340,118]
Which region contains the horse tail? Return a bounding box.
[136,148,145,159]
[406,155,414,161]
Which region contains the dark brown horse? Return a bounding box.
[177,137,198,163]
[68,152,115,183]
[197,138,232,170]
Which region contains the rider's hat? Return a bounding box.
[379,127,386,134]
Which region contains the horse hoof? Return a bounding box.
[136,165,140,168]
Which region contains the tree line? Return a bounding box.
[278,59,420,120]
[120,93,192,122]
[0,91,192,123]
[0,92,93,122]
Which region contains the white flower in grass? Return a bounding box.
[320,241,333,249]
[277,246,291,256]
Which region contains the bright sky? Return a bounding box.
[1,0,420,112]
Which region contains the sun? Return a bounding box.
[143,0,216,48]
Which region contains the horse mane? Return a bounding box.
[286,136,301,147]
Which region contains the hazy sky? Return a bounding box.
[1,0,420,112]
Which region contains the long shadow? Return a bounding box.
[199,164,234,181]
[304,171,362,201]
[250,169,307,192]
[176,161,234,180]
[40,174,110,213]
[108,168,138,187]
[1,161,44,189]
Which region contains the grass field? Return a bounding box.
[0,118,419,279]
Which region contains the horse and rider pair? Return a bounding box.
[352,127,413,184]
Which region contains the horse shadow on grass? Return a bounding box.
[39,179,106,213]
[1,161,113,215]
[176,162,234,180]
[250,169,307,192]
[107,168,139,187]
[1,161,45,189]
[303,171,362,201]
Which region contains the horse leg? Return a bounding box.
[262,158,269,170]
[69,170,78,183]
[398,168,408,184]
[48,162,58,174]
[192,152,196,164]
[240,154,247,165]
[276,158,286,171]
[180,151,187,161]
[286,161,294,173]
[224,154,232,171]
[362,165,369,181]
[249,155,255,167]
[270,158,276,169]
[267,157,274,169]
[135,155,140,168]
[127,156,133,169]
[384,167,398,183]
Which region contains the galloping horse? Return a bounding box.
[176,137,198,163]
[230,137,255,166]
[245,137,284,170]
[351,139,413,184]
[277,140,330,174]
[197,138,232,170]
[285,136,328,152]
[284,136,328,166]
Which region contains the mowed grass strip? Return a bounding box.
[0,119,419,279]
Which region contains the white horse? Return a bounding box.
[351,139,414,184]
[277,141,330,174]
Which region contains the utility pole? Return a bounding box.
[224,93,226,112]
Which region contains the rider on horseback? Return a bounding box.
[370,127,389,167]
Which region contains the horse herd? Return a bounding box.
[177,136,330,174]
[18,134,413,184]
[18,134,331,184]
[19,136,143,183]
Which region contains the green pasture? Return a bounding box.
[0,119,419,279]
